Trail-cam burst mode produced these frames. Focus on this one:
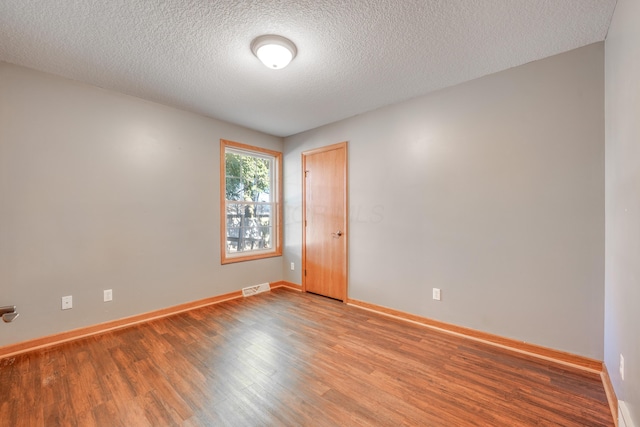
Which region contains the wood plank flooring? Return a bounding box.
[0,288,613,426]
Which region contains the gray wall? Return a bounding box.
[0,63,283,347]
[605,0,640,422]
[0,42,609,363]
[284,43,605,359]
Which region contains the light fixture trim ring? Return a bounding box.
[251,34,297,69]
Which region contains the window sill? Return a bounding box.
[221,250,282,264]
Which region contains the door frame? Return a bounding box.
[301,141,349,302]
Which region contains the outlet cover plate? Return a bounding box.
[61,295,73,310]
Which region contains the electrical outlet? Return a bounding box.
[620,354,625,381]
[432,288,441,301]
[61,295,72,310]
[104,289,113,302]
[290,262,295,271]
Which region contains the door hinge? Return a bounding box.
[304,170,309,177]
[304,270,307,276]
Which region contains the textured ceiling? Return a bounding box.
[0,0,616,137]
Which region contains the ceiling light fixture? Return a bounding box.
[251,35,297,70]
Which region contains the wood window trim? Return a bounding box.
[220,139,282,264]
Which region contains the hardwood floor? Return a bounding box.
[0,288,613,426]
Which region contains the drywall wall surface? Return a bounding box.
[284,43,604,358]
[605,0,640,423]
[0,63,283,347]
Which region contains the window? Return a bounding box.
[220,139,282,264]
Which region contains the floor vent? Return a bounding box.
[242,283,271,297]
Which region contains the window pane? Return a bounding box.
[225,202,273,253]
[255,203,271,218]
[226,227,240,253]
[225,177,244,201]
[236,226,272,251]
[226,204,243,228]
[226,225,273,253]
[225,151,272,202]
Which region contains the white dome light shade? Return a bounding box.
[251,35,297,70]
[257,44,292,69]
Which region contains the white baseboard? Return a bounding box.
[619,401,635,427]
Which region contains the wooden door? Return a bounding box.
[302,142,348,301]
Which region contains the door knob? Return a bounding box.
[332,230,343,238]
